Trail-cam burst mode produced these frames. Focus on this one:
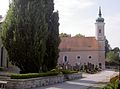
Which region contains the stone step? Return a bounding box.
[0,76,10,81]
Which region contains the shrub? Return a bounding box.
[11,69,79,79]
[110,75,119,83]
[0,67,4,71]
[11,71,59,79]
[61,70,78,74]
[103,75,119,89]
[11,73,40,79]
[50,69,78,75]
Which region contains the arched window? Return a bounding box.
[63,56,68,62]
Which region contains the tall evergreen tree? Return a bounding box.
[44,0,60,71]
[2,0,47,73]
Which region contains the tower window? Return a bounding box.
[99,29,101,33]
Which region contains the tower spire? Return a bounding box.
[99,6,102,17]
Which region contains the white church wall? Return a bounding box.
[58,51,101,67]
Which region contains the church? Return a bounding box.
[58,7,106,69]
[0,7,106,70]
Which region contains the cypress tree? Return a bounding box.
[2,0,47,73]
[44,0,60,71]
[1,0,60,73]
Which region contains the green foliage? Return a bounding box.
[74,33,85,37]
[106,51,119,63]
[61,70,78,74]
[11,71,59,79]
[0,67,4,71]
[110,75,119,83]
[44,0,60,71]
[50,68,78,75]
[103,76,119,89]
[1,0,60,73]
[1,0,48,73]
[10,69,79,79]
[59,33,71,37]
[105,39,110,57]
[113,47,120,53]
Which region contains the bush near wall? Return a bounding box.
[103,75,119,89]
[61,70,78,74]
[11,70,79,79]
[0,67,4,71]
[11,71,59,79]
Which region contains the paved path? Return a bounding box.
[33,70,119,89]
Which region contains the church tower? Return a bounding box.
[95,7,105,69]
[95,7,105,50]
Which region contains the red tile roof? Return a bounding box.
[59,37,99,51]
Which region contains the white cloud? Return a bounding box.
[54,0,95,36]
[54,0,95,17]
[54,0,95,10]
[0,0,9,16]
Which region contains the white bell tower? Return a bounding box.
[95,7,105,41]
[95,7,105,50]
[95,7,106,69]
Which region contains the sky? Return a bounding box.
[0,0,120,48]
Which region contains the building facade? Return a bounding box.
[58,7,106,69]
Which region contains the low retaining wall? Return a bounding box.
[5,73,82,89]
[64,73,82,80]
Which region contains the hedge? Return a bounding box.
[61,70,78,74]
[11,71,59,79]
[11,69,79,79]
[0,67,4,71]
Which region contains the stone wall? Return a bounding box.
[64,73,82,81]
[5,73,82,89]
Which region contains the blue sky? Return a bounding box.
[0,0,120,48]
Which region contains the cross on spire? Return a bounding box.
[98,6,102,17]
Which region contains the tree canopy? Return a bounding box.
[74,33,85,37]
[106,47,120,65]
[59,33,71,38]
